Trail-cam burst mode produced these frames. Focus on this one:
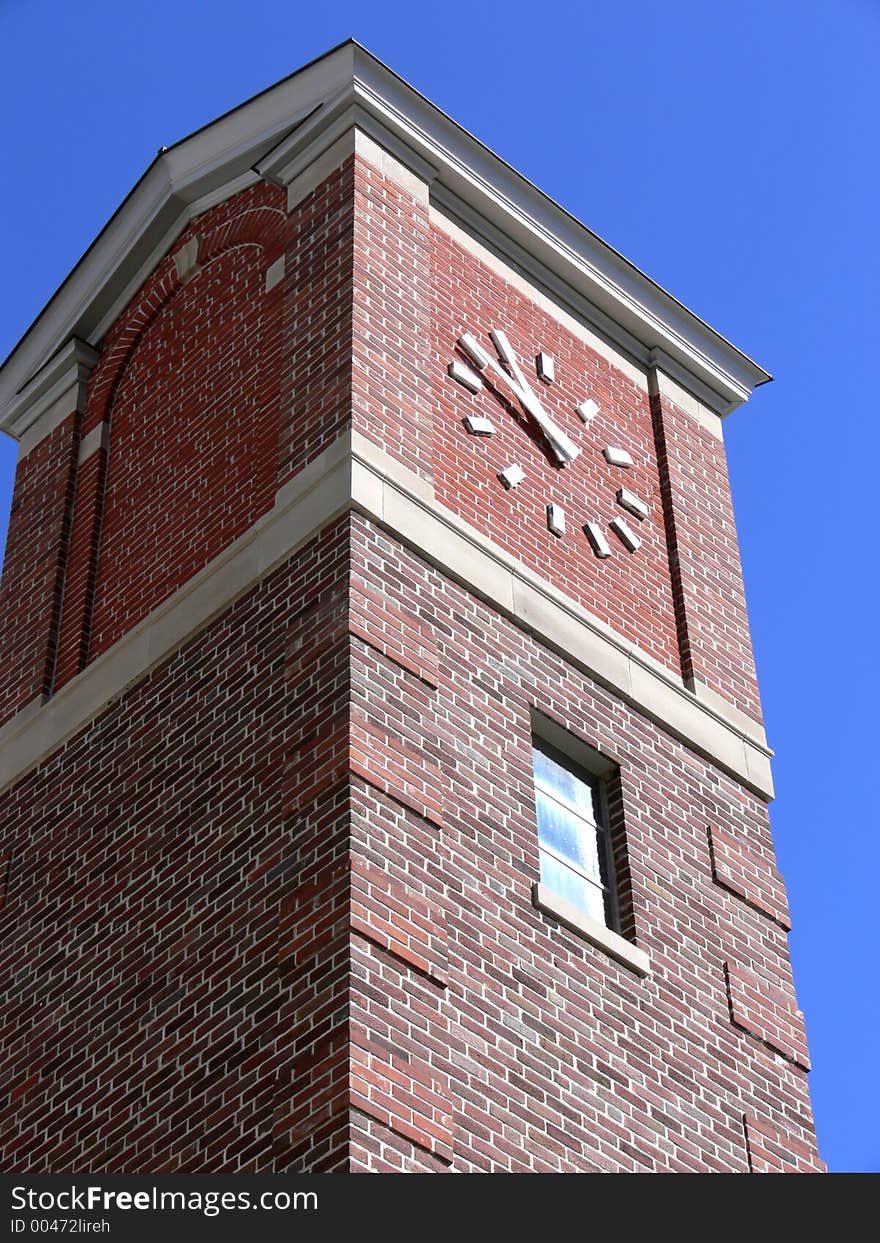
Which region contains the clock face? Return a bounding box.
[447,327,649,558]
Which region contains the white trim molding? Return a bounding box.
[532,883,651,977]
[0,431,774,800]
[12,339,99,458]
[0,41,770,441]
[77,420,110,465]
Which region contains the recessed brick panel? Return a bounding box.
[87,195,286,663]
[0,846,10,912]
[281,159,354,489]
[352,156,433,482]
[51,446,106,688]
[651,387,762,720]
[430,221,681,677]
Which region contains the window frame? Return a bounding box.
[532,737,618,932]
[529,710,650,978]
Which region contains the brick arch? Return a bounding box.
[53,186,288,689]
[86,202,286,429]
[197,204,285,267]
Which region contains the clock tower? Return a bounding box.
[0,42,823,1173]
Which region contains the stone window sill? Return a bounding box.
[532,882,651,978]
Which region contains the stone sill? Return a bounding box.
[532,882,651,978]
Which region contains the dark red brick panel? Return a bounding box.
[0,414,79,723]
[429,221,680,677]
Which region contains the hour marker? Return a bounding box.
[547,504,566,537]
[490,328,517,368]
[603,446,633,468]
[458,332,491,370]
[448,359,483,393]
[584,522,612,559]
[610,516,641,552]
[536,352,555,384]
[498,464,525,489]
[577,398,600,424]
[616,488,649,521]
[464,415,496,436]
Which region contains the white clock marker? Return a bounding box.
[464,415,496,436]
[449,359,483,393]
[446,329,645,558]
[617,488,649,521]
[498,464,525,489]
[584,522,612,559]
[603,446,633,468]
[536,352,555,383]
[577,398,600,424]
[489,328,518,368]
[547,504,566,537]
[610,516,641,552]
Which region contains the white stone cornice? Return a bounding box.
[347,46,771,413]
[0,40,770,441]
[11,339,100,457]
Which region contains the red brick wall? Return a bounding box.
[0,514,822,1171]
[345,515,820,1172]
[0,518,352,1172]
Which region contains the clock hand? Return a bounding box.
[457,330,579,464]
[486,329,579,465]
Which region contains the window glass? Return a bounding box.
[539,853,607,926]
[533,739,614,928]
[532,745,597,821]
[535,788,602,882]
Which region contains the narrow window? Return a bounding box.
[532,739,616,929]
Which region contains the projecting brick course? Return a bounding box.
[0,413,79,722]
[709,823,791,929]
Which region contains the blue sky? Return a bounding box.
[0,0,877,1172]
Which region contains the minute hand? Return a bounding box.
[488,330,579,465]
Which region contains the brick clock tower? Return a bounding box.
[0,42,822,1173]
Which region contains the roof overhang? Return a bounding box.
[0,39,770,440]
